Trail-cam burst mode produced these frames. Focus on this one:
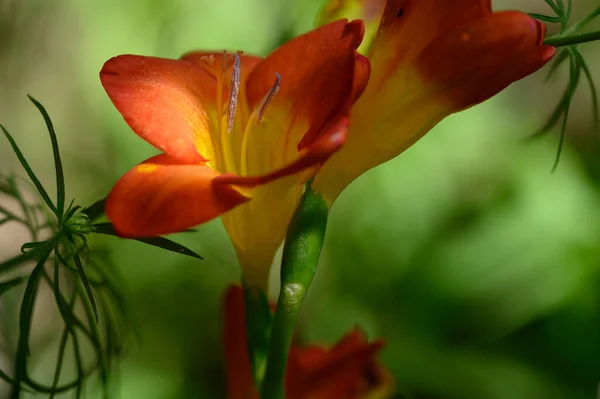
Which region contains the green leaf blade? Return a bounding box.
[91,222,203,259]
[1,125,58,217]
[28,96,65,220]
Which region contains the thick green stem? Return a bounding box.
[243,285,272,385]
[545,30,600,47]
[260,184,328,399]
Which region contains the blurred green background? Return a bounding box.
[1,0,600,398]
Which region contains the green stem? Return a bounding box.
[243,285,272,385]
[260,184,328,399]
[545,30,600,47]
[562,6,600,37]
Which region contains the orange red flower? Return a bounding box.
[101,20,367,287]
[313,0,556,204]
[223,285,393,399]
[102,0,555,287]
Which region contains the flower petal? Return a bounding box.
[101,55,218,164]
[418,11,555,109]
[181,51,262,84]
[223,285,258,399]
[313,4,553,204]
[105,154,249,237]
[316,0,387,53]
[244,19,364,166]
[286,329,391,399]
[214,117,348,187]
[218,117,348,288]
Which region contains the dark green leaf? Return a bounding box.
[0,253,29,273]
[530,13,562,23]
[11,246,51,399]
[28,96,65,220]
[1,125,58,217]
[75,279,108,395]
[576,51,600,131]
[544,0,562,16]
[51,248,76,335]
[67,237,99,323]
[0,276,27,297]
[49,327,70,399]
[552,49,581,171]
[545,49,569,82]
[92,222,203,259]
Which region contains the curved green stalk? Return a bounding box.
[260,183,328,399]
[545,30,600,47]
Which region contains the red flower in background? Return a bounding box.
[223,286,394,399]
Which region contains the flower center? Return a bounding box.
[200,51,281,177]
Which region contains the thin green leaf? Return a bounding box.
[565,0,572,23]
[51,245,75,334]
[28,96,65,220]
[9,171,40,240]
[1,125,58,216]
[76,280,109,395]
[530,86,570,139]
[48,327,70,399]
[82,198,106,221]
[0,253,29,273]
[11,246,51,399]
[0,205,26,224]
[67,237,99,323]
[0,276,27,297]
[552,49,581,171]
[544,0,563,16]
[575,51,600,131]
[530,13,563,23]
[91,222,203,259]
[68,288,85,399]
[545,48,570,81]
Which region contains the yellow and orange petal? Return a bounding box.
[105,154,249,237]
[102,20,366,280]
[313,0,555,204]
[100,55,219,165]
[223,285,393,399]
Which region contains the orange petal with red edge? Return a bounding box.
[418,11,556,109]
[105,154,249,237]
[246,19,365,151]
[100,55,218,164]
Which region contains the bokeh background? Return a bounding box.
[1,0,600,398]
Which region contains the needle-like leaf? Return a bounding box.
[91,222,203,259]
[1,125,57,217]
[28,96,65,220]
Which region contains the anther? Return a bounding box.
[226,53,241,134]
[257,73,281,124]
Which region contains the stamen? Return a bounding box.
[258,73,281,124]
[239,72,282,176]
[199,54,216,71]
[227,53,241,134]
